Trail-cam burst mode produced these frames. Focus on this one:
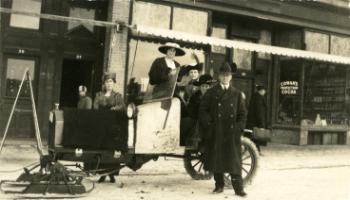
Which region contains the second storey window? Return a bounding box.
[10,0,42,30]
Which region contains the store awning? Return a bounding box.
[134,25,350,65]
[1,7,349,64]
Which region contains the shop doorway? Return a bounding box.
[59,59,94,108]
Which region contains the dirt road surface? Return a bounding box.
[0,143,350,200]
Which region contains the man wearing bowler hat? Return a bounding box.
[199,62,247,196]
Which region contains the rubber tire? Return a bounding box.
[224,136,260,187]
[183,150,212,180]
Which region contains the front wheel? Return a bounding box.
[184,150,212,180]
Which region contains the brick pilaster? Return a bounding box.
[103,0,131,95]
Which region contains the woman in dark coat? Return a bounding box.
[148,42,185,99]
[188,74,215,120]
[199,62,247,196]
[184,63,203,101]
[92,73,125,183]
[246,85,268,153]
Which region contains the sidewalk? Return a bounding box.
[0,138,47,151]
[2,137,350,151]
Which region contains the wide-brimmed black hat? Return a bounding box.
[185,63,203,74]
[256,85,266,91]
[103,72,116,83]
[158,42,186,56]
[219,62,237,74]
[193,74,216,86]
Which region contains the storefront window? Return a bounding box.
[303,62,347,125]
[10,0,42,30]
[5,57,36,98]
[277,58,301,125]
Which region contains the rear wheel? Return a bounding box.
[224,137,259,186]
[184,137,259,184]
[184,150,212,180]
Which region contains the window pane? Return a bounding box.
[6,58,35,97]
[330,35,350,57]
[277,58,301,125]
[305,31,329,54]
[211,26,226,54]
[172,7,208,35]
[132,1,171,29]
[258,30,272,60]
[303,62,347,125]
[10,0,42,29]
[232,39,253,71]
[68,7,96,33]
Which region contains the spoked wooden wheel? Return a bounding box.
[184,150,212,180]
[224,137,259,186]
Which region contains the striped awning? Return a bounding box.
[134,25,350,65]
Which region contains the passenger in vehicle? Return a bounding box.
[93,73,125,183]
[77,85,92,109]
[175,85,192,146]
[184,63,203,101]
[182,74,216,147]
[148,42,185,98]
[93,73,125,111]
[187,74,216,120]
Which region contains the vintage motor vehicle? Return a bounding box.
[0,61,261,197]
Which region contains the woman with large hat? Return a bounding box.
[184,63,203,101]
[148,42,185,99]
[188,74,216,120]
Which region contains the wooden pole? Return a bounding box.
[27,72,44,156]
[0,69,29,155]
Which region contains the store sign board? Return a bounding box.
[280,81,298,95]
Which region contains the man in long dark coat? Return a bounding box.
[199,62,247,196]
[246,85,268,153]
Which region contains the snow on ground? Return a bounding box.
[1,143,350,200]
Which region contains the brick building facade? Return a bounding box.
[1,0,350,145]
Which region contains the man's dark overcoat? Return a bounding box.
[246,92,267,129]
[199,84,247,175]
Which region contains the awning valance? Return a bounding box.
[1,7,349,64]
[134,25,350,65]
